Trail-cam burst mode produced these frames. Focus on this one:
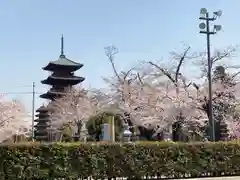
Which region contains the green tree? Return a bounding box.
[61,123,74,142]
[86,112,123,141]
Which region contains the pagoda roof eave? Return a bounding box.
[43,55,83,71]
[47,90,66,96]
[36,106,49,112]
[34,118,50,122]
[43,63,83,72]
[44,75,84,81]
[34,125,50,128]
[39,92,64,100]
[41,76,85,86]
[35,113,50,117]
[39,94,56,100]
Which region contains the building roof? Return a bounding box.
[34,124,50,127]
[41,75,85,85]
[34,117,50,122]
[50,55,82,66]
[43,35,83,71]
[36,106,49,113]
[39,92,63,100]
[43,55,83,71]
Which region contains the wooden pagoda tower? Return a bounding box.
[34,35,85,141]
[34,106,50,141]
[40,35,85,100]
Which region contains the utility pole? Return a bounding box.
[199,8,222,141]
[32,82,35,141]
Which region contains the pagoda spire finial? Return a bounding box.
[60,34,64,57]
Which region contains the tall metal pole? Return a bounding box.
[32,82,35,141]
[199,8,222,141]
[205,12,215,142]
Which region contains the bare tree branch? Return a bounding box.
[104,46,122,82]
[232,71,240,79]
[175,46,191,83]
[148,61,176,85]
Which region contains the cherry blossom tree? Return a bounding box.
[192,46,240,140]
[146,46,208,140]
[193,46,239,79]
[102,45,240,141]
[49,88,99,141]
[102,46,163,139]
[102,46,139,116]
[0,95,31,143]
[145,45,240,140]
[102,45,204,140]
[197,66,240,140]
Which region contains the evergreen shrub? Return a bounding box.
[0,141,239,179]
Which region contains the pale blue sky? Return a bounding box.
[0,0,239,112]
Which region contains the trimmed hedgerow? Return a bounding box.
[0,141,239,179]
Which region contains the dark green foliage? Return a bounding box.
[61,124,74,142]
[0,142,240,179]
[86,112,123,141]
[137,126,160,140]
[203,119,229,141]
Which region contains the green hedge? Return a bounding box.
[0,141,240,179]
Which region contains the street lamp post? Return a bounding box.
[199,8,222,141]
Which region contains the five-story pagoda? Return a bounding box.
[34,35,85,141]
[40,35,85,100]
